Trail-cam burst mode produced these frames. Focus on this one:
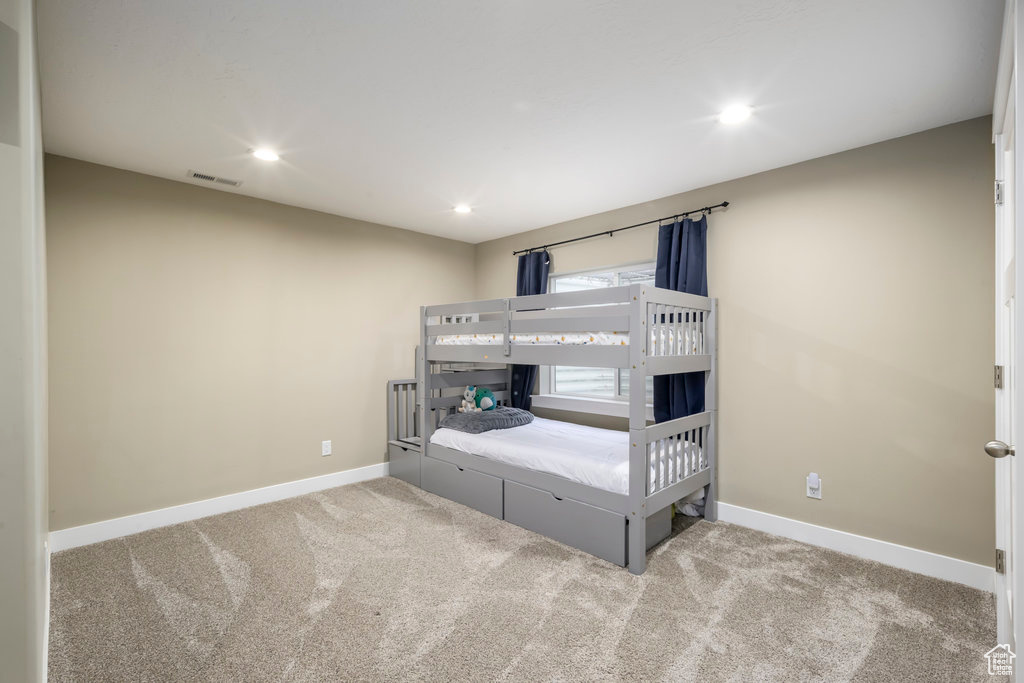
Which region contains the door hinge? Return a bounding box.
[996,180,1005,206]
[995,365,1005,389]
[996,548,1006,574]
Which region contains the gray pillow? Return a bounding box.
[438,406,534,434]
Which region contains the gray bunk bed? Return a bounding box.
[388,284,717,575]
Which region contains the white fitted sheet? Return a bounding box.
[430,417,630,493]
[429,417,702,495]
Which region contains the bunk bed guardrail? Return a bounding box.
[386,378,419,445]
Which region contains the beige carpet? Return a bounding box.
[49,477,999,682]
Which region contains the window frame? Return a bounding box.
[538,261,656,405]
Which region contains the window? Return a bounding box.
[544,263,655,403]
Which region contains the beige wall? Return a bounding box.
[0,0,48,680]
[46,156,473,530]
[475,117,996,566]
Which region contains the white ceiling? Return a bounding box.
[37,0,1003,243]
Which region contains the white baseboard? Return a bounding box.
[49,462,389,552]
[717,502,993,593]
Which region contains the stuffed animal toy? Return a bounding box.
[459,385,481,413]
[474,386,496,411]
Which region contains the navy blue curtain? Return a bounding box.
[654,215,707,423]
[511,250,550,410]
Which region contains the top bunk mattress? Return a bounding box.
[435,331,628,346]
[434,329,701,353]
[429,417,702,495]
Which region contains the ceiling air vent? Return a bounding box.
[187,169,243,188]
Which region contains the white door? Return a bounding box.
[994,2,1022,663]
[995,89,1017,653]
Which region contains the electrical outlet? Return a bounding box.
[322,440,332,457]
[806,472,822,499]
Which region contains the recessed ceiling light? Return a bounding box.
[250,147,280,161]
[454,204,472,214]
[718,105,753,125]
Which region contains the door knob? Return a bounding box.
[985,440,1015,458]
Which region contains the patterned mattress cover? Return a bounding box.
[434,329,701,354]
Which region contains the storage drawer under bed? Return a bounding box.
[503,480,627,566]
[421,455,503,519]
[388,440,421,488]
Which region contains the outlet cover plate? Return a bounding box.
[806,475,822,499]
[322,440,332,456]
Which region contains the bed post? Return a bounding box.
[627,284,648,575]
[418,305,431,485]
[704,298,718,522]
[507,364,515,409]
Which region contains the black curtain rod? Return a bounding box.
[512,201,729,256]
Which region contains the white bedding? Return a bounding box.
[434,328,700,354]
[431,417,629,493]
[429,417,701,495]
[435,331,628,346]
